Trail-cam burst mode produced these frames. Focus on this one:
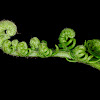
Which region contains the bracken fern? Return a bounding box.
[0,20,100,70]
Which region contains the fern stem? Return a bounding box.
[86,62,100,70]
[29,51,72,58]
[53,51,71,58]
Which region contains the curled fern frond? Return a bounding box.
[30,37,40,50]
[2,40,12,54]
[0,20,17,48]
[11,39,19,52]
[59,28,75,43]
[85,39,100,59]
[2,39,19,55]
[0,20,17,37]
[58,28,76,50]
[38,42,52,58]
[17,41,29,57]
[72,45,93,63]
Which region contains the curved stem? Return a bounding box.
[8,49,100,70]
[53,51,72,58]
[86,62,100,70]
[53,50,100,70]
[29,50,72,58]
[7,49,72,58]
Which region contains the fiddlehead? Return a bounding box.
[29,37,40,50]
[17,41,29,57]
[0,20,17,36]
[71,45,93,63]
[11,39,19,53]
[58,28,76,50]
[84,39,100,59]
[38,41,53,58]
[0,20,17,48]
[68,45,100,64]
[2,40,12,54]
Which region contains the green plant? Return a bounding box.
[0,20,100,70]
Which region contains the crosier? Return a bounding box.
[0,20,100,70]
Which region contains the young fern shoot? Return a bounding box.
[0,20,100,70]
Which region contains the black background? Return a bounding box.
[0,1,100,98]
[0,1,100,74]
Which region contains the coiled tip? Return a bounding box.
[85,39,100,58]
[30,37,40,50]
[59,28,75,43]
[0,20,17,37]
[38,42,52,58]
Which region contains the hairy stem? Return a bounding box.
[86,62,100,70]
[28,50,72,58]
[8,48,100,70]
[53,51,71,58]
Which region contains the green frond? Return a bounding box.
[30,37,40,50]
[0,20,100,70]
